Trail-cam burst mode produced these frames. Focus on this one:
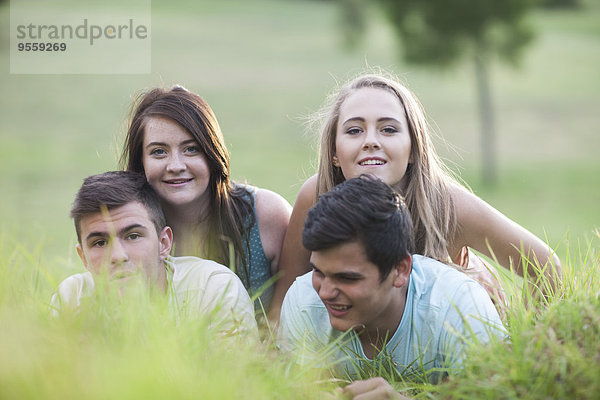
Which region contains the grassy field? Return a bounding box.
[0,0,599,398]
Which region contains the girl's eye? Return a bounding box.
[150,148,166,156]
[346,127,362,135]
[381,126,398,134]
[185,146,199,154]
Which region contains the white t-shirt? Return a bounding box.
[51,256,258,338]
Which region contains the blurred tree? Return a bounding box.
[341,0,539,185]
[340,0,367,49]
[540,0,581,8]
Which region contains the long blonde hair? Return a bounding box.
[316,72,459,262]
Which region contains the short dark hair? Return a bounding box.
[303,175,414,281]
[71,171,166,242]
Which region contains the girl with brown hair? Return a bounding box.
[121,85,291,310]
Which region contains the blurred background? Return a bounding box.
[0,0,598,278]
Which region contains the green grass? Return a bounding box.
[0,0,599,398]
[2,232,597,399]
[0,235,326,399]
[433,234,600,399]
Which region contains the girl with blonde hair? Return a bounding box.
[270,72,561,320]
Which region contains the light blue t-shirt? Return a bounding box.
[277,255,506,379]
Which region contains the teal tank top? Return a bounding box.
[237,185,273,311]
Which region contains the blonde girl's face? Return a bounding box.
[334,88,412,190]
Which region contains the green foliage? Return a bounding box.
[540,0,582,9]
[7,242,586,392]
[3,232,599,398]
[0,234,324,399]
[378,0,538,67]
[367,0,543,184]
[339,0,368,49]
[432,235,600,399]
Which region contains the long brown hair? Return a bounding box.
[315,73,459,263]
[120,85,254,285]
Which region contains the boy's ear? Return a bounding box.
[392,254,412,288]
[76,243,89,270]
[158,226,173,262]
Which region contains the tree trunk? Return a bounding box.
[474,52,497,185]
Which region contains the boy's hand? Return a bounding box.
[342,377,411,400]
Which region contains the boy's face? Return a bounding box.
[76,201,172,291]
[310,241,410,336]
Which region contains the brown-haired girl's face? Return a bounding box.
[334,88,412,190]
[141,116,211,211]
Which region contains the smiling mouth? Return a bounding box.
[359,159,386,166]
[164,178,193,184]
[328,304,351,311]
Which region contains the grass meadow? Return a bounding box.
[1,0,599,398]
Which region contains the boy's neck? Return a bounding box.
[358,283,408,359]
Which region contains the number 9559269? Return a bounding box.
[17,42,67,51]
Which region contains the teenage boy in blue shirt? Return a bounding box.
[278,176,505,399]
